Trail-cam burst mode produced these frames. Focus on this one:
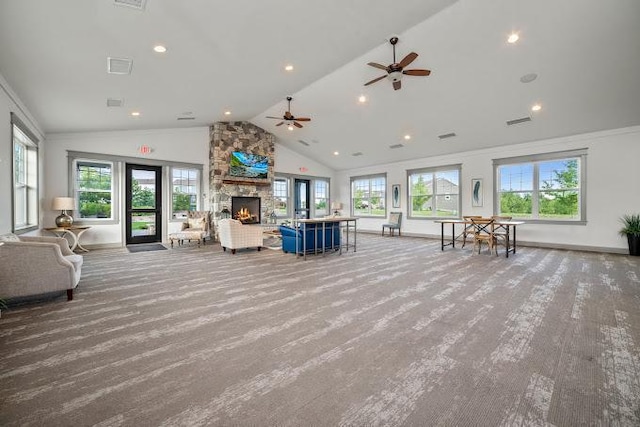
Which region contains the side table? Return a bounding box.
[44,226,91,252]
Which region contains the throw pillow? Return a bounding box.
[0,233,20,242]
[188,217,206,230]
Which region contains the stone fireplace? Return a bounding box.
[232,196,261,224]
[210,121,275,239]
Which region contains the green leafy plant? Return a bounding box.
[619,214,640,236]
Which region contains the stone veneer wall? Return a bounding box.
[210,121,275,240]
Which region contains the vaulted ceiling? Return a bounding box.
[1,0,639,170]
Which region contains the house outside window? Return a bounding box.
[75,160,114,219]
[273,177,289,217]
[314,179,329,217]
[407,165,461,219]
[171,167,199,218]
[494,149,586,222]
[12,119,39,232]
[351,174,386,217]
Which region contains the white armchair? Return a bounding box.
[218,219,263,254]
[0,233,83,301]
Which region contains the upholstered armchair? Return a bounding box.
[182,211,211,240]
[218,218,263,254]
[280,224,341,255]
[0,233,83,301]
[382,212,402,236]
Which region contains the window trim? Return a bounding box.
[350,173,387,218]
[406,164,461,220]
[70,158,120,225]
[492,149,587,224]
[11,113,39,234]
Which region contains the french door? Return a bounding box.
[125,164,162,244]
[294,178,310,219]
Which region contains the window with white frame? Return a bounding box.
[494,150,586,222]
[314,179,329,217]
[12,118,39,232]
[75,160,114,219]
[273,177,289,217]
[351,174,386,217]
[407,165,461,218]
[171,167,199,218]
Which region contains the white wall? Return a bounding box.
[335,126,640,253]
[0,75,46,235]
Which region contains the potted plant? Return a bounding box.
[619,213,640,256]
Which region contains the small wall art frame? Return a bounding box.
[392,184,401,208]
[471,178,483,207]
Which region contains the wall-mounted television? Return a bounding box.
[229,151,269,179]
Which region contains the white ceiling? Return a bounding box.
[1,0,639,170]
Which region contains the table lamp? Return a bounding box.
[52,197,75,227]
[331,201,342,217]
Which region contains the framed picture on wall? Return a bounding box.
[392,184,401,208]
[471,178,483,207]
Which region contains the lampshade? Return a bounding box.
[330,202,342,210]
[52,197,75,211]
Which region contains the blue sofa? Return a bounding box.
[280,224,341,255]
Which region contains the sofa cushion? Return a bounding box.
[187,217,206,230]
[0,233,20,242]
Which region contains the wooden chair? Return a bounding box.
[461,215,482,248]
[382,212,402,236]
[491,215,512,255]
[470,217,497,255]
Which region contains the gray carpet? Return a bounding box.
[1,234,639,426]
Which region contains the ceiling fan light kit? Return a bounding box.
[364,36,431,90]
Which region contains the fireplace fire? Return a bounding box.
[231,196,261,224]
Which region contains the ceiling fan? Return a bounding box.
[364,36,431,91]
[265,96,311,129]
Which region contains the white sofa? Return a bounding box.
[218,219,263,254]
[0,233,83,301]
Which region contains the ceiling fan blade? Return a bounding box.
[367,62,388,71]
[364,74,387,86]
[398,52,418,69]
[266,116,283,120]
[293,121,303,128]
[403,69,431,76]
[295,117,311,122]
[393,80,402,91]
[284,111,293,119]
[275,122,284,126]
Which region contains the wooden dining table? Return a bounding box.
[434,218,525,258]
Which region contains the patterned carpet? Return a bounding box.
[1,234,639,426]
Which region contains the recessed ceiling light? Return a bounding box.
[131,111,140,116]
[358,95,367,103]
[224,111,231,116]
[287,124,294,131]
[520,73,538,83]
[531,104,542,112]
[333,151,339,156]
[284,64,294,71]
[153,45,167,53]
[507,33,519,44]
[404,134,411,140]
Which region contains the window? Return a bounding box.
[75,160,114,219]
[314,179,329,217]
[494,149,586,222]
[273,177,289,217]
[407,165,461,218]
[171,167,199,218]
[12,116,39,232]
[351,174,386,217]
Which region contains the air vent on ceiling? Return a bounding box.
[389,144,404,149]
[297,140,310,146]
[438,132,457,140]
[107,57,133,75]
[506,116,532,126]
[106,98,123,107]
[352,152,363,157]
[177,117,195,121]
[114,0,146,10]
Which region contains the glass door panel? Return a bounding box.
[126,164,162,244]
